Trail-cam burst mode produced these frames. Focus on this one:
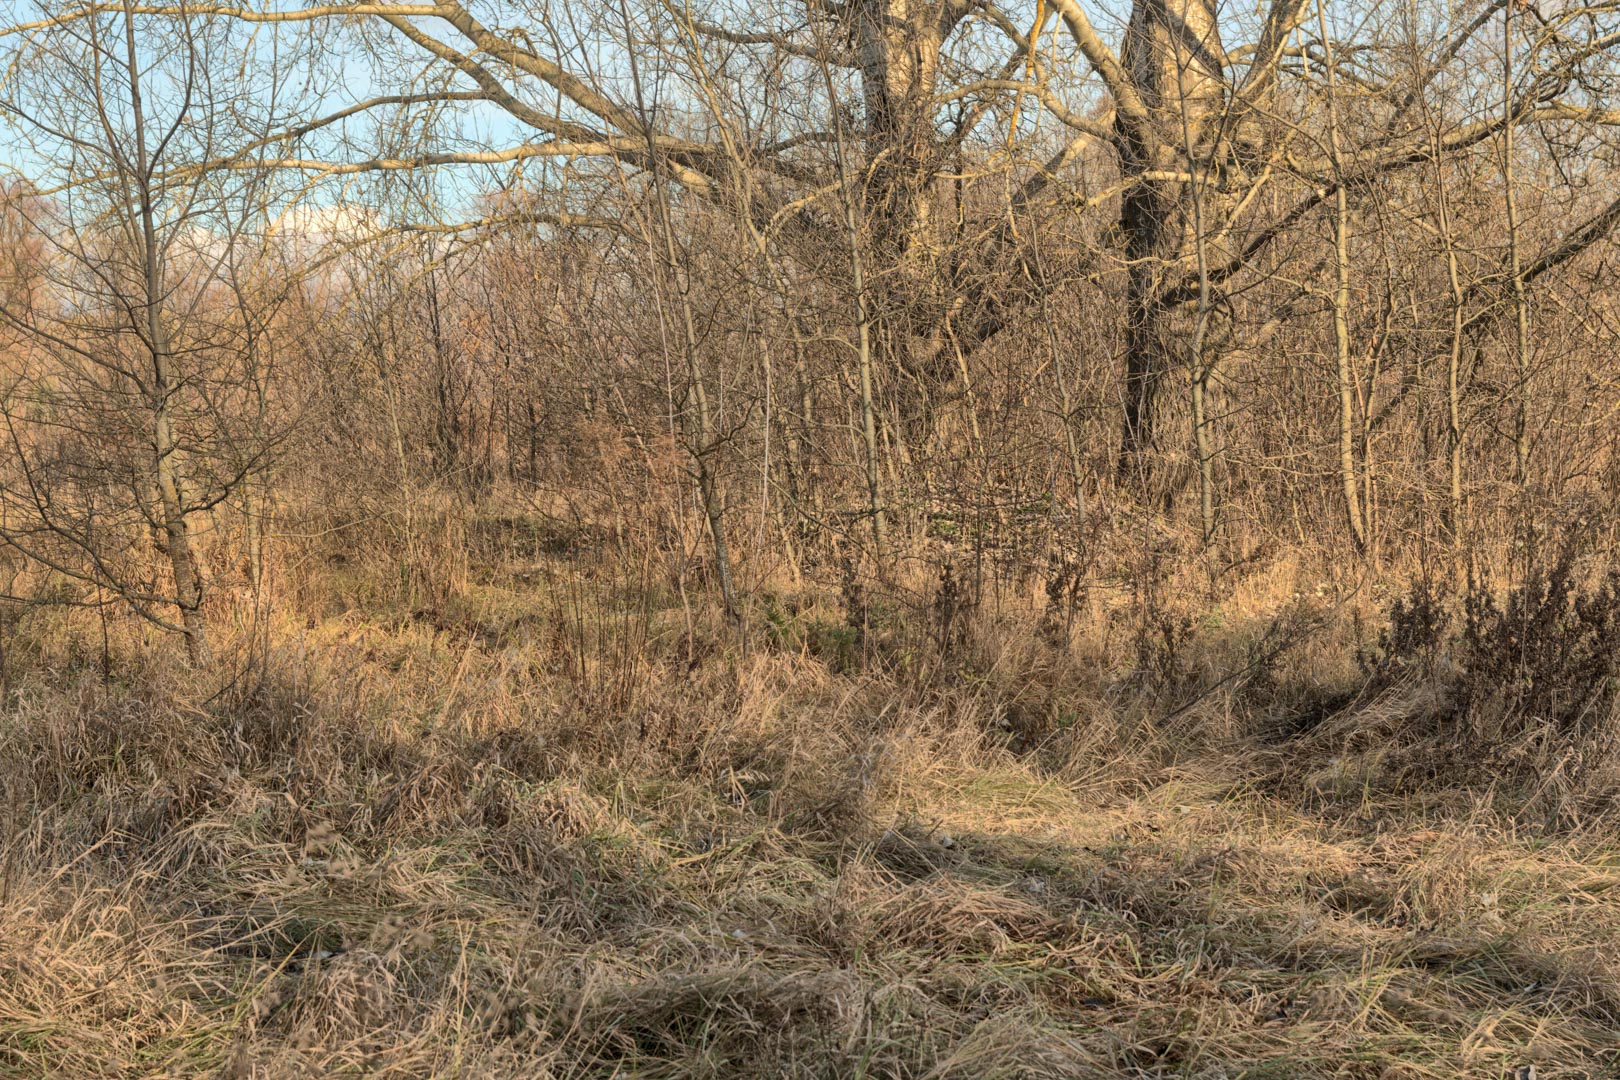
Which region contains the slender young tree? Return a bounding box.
[0,2,288,663]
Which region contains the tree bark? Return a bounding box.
[1318,0,1367,553]
[124,3,209,664]
[1115,0,1227,484]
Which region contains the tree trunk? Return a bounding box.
[1433,153,1468,545]
[853,0,953,268]
[1318,0,1367,553]
[1502,5,1531,486]
[1115,0,1226,485]
[848,0,968,446]
[124,4,208,664]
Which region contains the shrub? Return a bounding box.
[1458,553,1620,761]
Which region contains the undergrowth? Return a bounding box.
[1,511,1619,1078]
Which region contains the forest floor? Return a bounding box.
[2,515,1619,1078]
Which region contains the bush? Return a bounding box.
[1458,552,1620,760]
[1362,544,1620,790]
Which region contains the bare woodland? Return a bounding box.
[3,0,1620,1075]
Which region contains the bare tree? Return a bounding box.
[0,1,291,663]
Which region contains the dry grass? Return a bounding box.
[2,517,1619,1078]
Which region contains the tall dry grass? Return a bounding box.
[2,498,1619,1077]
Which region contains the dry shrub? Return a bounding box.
[1459,555,1620,763]
[1333,538,1620,816]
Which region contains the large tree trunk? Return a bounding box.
[853,0,954,267]
[1115,0,1226,483]
[848,0,966,444]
